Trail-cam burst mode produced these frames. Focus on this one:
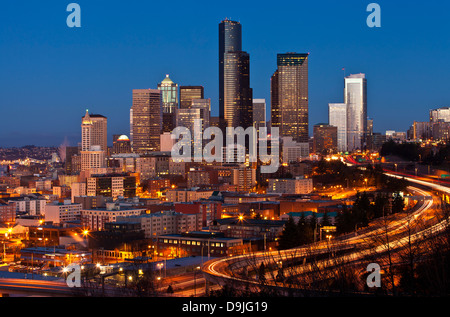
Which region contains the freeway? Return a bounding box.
[202,174,448,292]
[0,278,73,297]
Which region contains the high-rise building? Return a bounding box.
[81,111,107,173]
[64,146,79,175]
[219,19,242,119]
[281,137,309,163]
[313,124,338,154]
[112,135,132,154]
[81,110,107,152]
[176,108,202,134]
[412,121,432,140]
[158,75,178,133]
[430,107,450,123]
[224,51,253,129]
[180,86,204,109]
[271,53,309,143]
[253,99,266,136]
[219,19,253,129]
[158,75,178,114]
[345,74,367,151]
[131,89,162,154]
[328,103,347,152]
[192,98,211,130]
[81,145,106,172]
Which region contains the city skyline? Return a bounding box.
[2,1,450,147]
[3,1,450,300]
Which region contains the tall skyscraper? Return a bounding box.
[180,86,204,109]
[81,110,107,173]
[345,73,367,151]
[158,75,178,132]
[219,19,242,119]
[81,110,108,152]
[219,19,252,129]
[131,89,162,154]
[271,53,309,143]
[328,103,347,152]
[223,51,253,128]
[158,75,178,114]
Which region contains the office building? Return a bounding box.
[191,98,211,130]
[411,121,432,140]
[44,200,82,224]
[219,19,253,129]
[271,53,309,143]
[81,110,107,152]
[117,210,202,239]
[267,177,313,195]
[345,74,367,151]
[180,86,204,109]
[131,89,162,153]
[81,203,145,231]
[430,107,450,123]
[281,137,309,163]
[158,74,178,114]
[112,135,132,154]
[157,231,243,258]
[87,174,136,200]
[219,19,242,120]
[328,103,348,152]
[313,124,338,154]
[176,108,202,134]
[80,145,106,172]
[253,98,266,135]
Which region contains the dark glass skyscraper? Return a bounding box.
[219,19,252,129]
[271,53,309,143]
[179,86,204,109]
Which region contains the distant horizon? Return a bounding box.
[1,1,449,147]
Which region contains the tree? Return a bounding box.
[297,213,313,245]
[278,217,299,250]
[320,212,332,227]
[258,263,267,285]
[392,192,405,214]
[373,192,389,219]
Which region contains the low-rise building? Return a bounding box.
[44,200,82,224]
[165,189,214,203]
[157,231,244,258]
[267,177,313,195]
[117,210,203,239]
[81,203,145,231]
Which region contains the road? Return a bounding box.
[0,278,72,297]
[202,173,448,293]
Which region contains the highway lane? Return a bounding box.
[0,278,73,296]
[202,179,446,290]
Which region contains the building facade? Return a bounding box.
[131,89,162,153]
[271,53,309,143]
[179,86,204,109]
[328,103,348,152]
[345,74,367,151]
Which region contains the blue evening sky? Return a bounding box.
[1,0,449,147]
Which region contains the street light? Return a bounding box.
[194,266,201,297]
